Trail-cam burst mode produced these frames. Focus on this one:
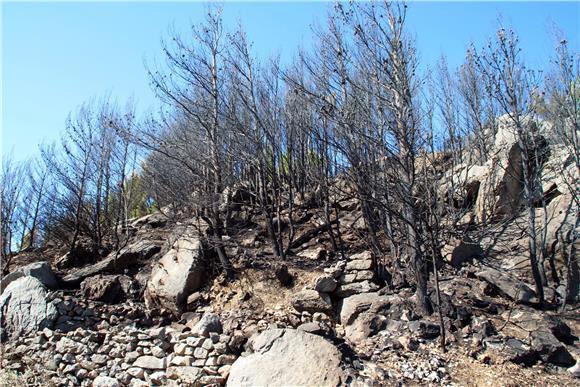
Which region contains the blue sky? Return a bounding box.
[2,1,579,162]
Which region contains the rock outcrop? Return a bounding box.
[0,276,58,340]
[340,292,401,342]
[144,230,206,316]
[63,240,161,285]
[227,329,345,386]
[80,274,136,303]
[477,267,537,303]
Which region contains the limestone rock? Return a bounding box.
[80,274,135,303]
[133,355,166,370]
[477,267,537,303]
[336,280,379,298]
[0,276,58,340]
[166,366,204,384]
[93,376,120,387]
[64,239,161,284]
[291,290,332,313]
[145,230,205,316]
[297,246,326,260]
[191,313,222,337]
[314,275,337,293]
[1,261,58,293]
[339,293,407,342]
[346,259,373,271]
[227,329,345,386]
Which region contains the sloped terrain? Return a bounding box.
[1,121,579,387]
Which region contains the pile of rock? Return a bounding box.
[331,251,379,297]
[50,292,149,333]
[1,313,238,387]
[289,251,380,321]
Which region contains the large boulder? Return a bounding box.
[63,239,161,285]
[227,329,345,386]
[441,236,484,267]
[1,261,58,293]
[314,275,338,293]
[291,290,332,314]
[339,292,401,342]
[477,266,537,303]
[472,120,525,222]
[80,274,136,303]
[542,191,579,303]
[0,276,58,340]
[144,231,206,316]
[190,312,222,337]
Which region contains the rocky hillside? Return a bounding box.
[1,121,579,387]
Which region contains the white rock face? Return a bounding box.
[144,230,205,316]
[227,329,345,386]
[0,276,58,339]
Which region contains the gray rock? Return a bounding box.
[133,355,166,370]
[170,356,194,366]
[191,313,222,337]
[530,329,575,366]
[408,320,440,339]
[291,290,332,313]
[335,280,379,297]
[340,293,386,325]
[91,354,108,365]
[1,261,58,293]
[93,376,120,387]
[339,273,357,285]
[227,329,345,386]
[64,239,160,284]
[217,354,237,365]
[166,366,204,384]
[314,275,337,293]
[346,259,373,271]
[339,293,402,342]
[477,267,537,303]
[144,230,205,316]
[80,274,135,303]
[297,322,325,335]
[127,367,145,379]
[441,236,483,267]
[151,346,165,358]
[0,276,58,340]
[193,347,209,359]
[354,270,374,281]
[484,337,539,366]
[149,371,167,385]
